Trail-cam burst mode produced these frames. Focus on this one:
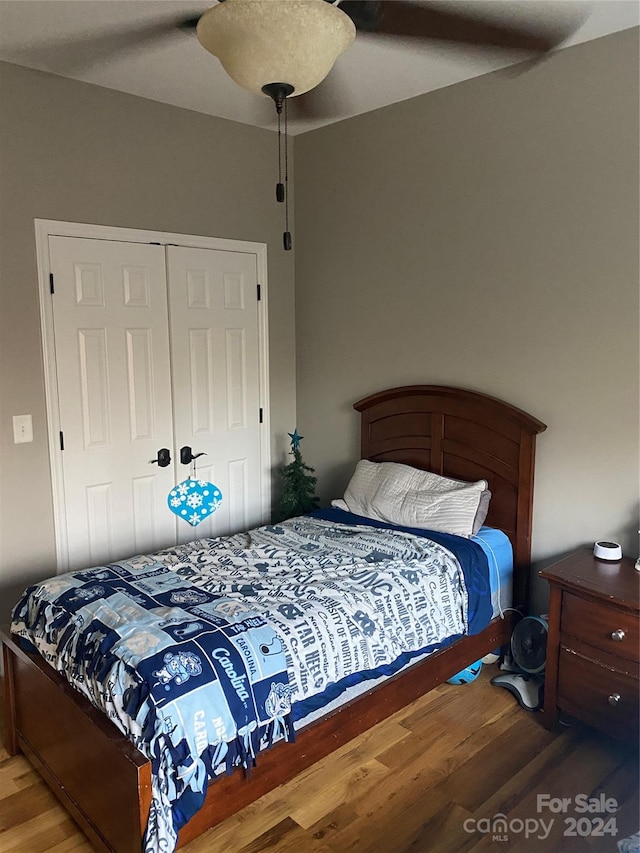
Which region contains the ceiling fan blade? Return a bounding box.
[339,0,578,54]
[7,14,202,75]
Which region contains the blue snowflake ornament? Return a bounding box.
[167,479,222,527]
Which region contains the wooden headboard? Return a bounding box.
[354,385,546,611]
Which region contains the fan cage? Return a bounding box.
[510,616,548,674]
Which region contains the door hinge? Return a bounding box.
[59,431,64,450]
[259,407,263,424]
[257,284,261,301]
[49,273,55,295]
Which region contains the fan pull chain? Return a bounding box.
[283,96,291,251]
[276,107,285,203]
[262,82,294,252]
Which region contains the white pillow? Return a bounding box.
[342,460,490,538]
[330,498,350,511]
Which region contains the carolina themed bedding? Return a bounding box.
[12,507,497,853]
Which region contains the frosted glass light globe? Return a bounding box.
[197,0,356,96]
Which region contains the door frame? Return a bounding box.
[35,219,271,571]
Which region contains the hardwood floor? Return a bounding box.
[1,666,637,852]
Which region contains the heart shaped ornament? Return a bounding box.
[167,479,223,527]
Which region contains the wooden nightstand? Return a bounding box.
[540,549,639,741]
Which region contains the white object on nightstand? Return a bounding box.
[593,540,622,561]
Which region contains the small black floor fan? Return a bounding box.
[491,616,548,711]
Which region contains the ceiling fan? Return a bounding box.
[20,1,581,119]
[179,0,578,116]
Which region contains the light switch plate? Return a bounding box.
[13,414,33,443]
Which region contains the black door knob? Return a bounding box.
[180,446,207,465]
[151,448,171,467]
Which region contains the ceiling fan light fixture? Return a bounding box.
[196,0,356,97]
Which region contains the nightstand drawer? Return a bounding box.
[561,592,639,663]
[557,647,639,739]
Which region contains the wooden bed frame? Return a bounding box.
[2,385,546,852]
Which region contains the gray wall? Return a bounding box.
[294,29,639,607]
[0,62,296,618]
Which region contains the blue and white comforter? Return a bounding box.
[12,512,490,852]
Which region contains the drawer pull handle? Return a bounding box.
[610,629,625,642]
[608,693,621,707]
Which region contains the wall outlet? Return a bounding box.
[13,414,33,444]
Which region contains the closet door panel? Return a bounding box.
[49,236,177,570]
[167,246,263,543]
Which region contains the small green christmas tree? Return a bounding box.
[276,429,320,521]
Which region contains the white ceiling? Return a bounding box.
[0,1,638,134]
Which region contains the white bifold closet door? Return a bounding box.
[49,235,264,571]
[166,246,262,546]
